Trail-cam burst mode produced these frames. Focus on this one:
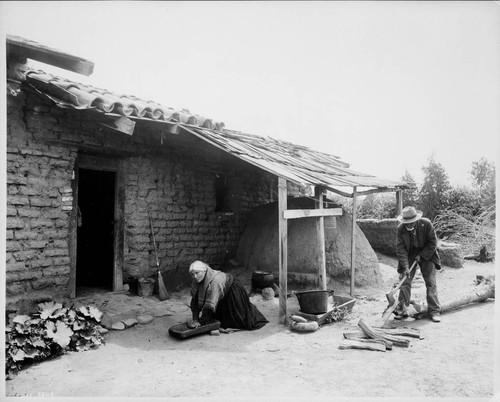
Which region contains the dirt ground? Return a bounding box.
[4,254,498,402]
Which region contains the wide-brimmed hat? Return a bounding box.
[397,206,423,224]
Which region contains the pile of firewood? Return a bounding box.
[339,319,421,352]
[339,275,495,352]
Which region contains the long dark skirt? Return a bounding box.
[214,281,268,330]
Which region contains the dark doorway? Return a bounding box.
[76,168,116,293]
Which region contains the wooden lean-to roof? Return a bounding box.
[8,35,411,197]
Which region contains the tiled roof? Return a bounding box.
[22,70,409,195]
[25,70,225,130]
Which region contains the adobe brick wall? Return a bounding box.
[6,90,286,304]
[357,218,399,256]
[357,218,463,268]
[7,93,77,300]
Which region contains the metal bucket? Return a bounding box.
[138,278,155,297]
[295,289,333,315]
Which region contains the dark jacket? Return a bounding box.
[396,217,441,273]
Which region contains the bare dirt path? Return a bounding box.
[4,256,497,401]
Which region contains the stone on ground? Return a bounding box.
[262,287,275,300]
[111,322,126,330]
[122,318,138,328]
[438,241,463,268]
[137,314,154,325]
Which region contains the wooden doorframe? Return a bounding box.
[69,154,124,297]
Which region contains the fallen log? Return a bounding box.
[358,318,410,348]
[339,339,386,352]
[410,276,495,317]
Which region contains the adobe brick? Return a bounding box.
[30,198,55,207]
[31,278,53,290]
[13,230,39,240]
[12,250,37,261]
[30,259,53,268]
[7,219,25,230]
[17,208,41,218]
[54,219,69,228]
[28,240,48,249]
[30,219,54,229]
[52,257,70,266]
[43,249,67,257]
[54,276,69,286]
[8,270,43,282]
[52,240,68,248]
[6,261,28,272]
[42,266,68,277]
[6,206,17,217]
[8,196,29,206]
[6,282,28,296]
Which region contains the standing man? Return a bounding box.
[396,206,442,322]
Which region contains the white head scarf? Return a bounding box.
[189,260,209,273]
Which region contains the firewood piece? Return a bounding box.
[343,330,393,349]
[358,318,410,348]
[343,329,368,340]
[374,327,422,339]
[344,327,421,340]
[339,339,386,352]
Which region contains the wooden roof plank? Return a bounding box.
[7,35,94,76]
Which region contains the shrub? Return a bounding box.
[433,205,495,256]
[5,301,105,379]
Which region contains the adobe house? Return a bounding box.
[5,35,410,322]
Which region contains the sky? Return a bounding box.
[1,1,499,186]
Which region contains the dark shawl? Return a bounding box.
[190,267,233,313]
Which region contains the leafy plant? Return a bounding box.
[5,302,105,379]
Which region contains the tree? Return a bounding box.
[470,158,495,208]
[401,170,418,207]
[443,185,483,216]
[357,193,396,219]
[418,156,451,221]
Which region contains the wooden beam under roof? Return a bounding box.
[7,35,94,76]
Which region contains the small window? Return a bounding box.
[214,173,228,211]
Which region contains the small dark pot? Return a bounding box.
[252,271,275,289]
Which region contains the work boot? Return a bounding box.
[394,304,408,320]
[430,313,441,323]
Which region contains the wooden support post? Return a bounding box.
[278,177,288,325]
[315,186,327,290]
[396,190,403,215]
[350,186,358,297]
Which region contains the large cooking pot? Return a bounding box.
[295,289,334,315]
[251,271,275,289]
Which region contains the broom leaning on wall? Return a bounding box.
[148,211,170,301]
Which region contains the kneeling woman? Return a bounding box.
[188,260,268,330]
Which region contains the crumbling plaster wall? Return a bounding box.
[6,90,278,302]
